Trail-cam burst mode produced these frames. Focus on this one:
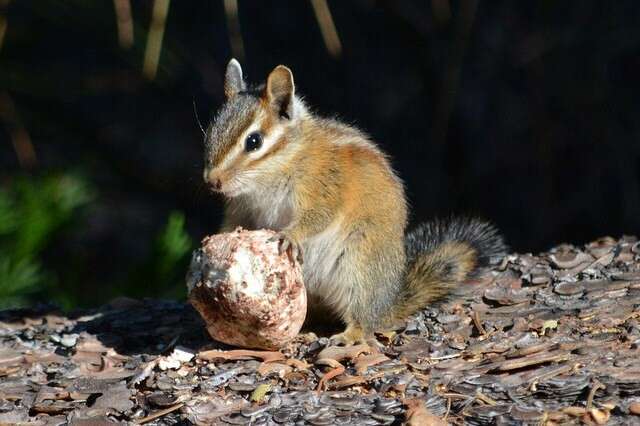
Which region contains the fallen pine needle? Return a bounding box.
[586,379,605,410]
[473,310,487,335]
[316,364,345,391]
[198,349,284,363]
[134,402,184,424]
[475,390,498,406]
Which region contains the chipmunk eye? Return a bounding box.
[244,132,263,152]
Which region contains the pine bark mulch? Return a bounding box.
[1,236,640,425]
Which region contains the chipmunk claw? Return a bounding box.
[329,325,366,346]
[270,232,304,264]
[329,332,362,347]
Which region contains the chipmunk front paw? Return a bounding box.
[269,231,304,264]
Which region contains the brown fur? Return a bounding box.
[204,60,502,345]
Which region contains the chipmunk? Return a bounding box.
[203,59,506,345]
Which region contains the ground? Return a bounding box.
[1,236,640,425]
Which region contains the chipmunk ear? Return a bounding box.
[224,58,246,98]
[265,65,295,119]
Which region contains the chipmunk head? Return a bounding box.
[204,59,303,197]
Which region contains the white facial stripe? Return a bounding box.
[218,118,263,170]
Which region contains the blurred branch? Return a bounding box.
[223,0,244,61]
[113,0,134,49]
[430,0,478,148]
[310,0,342,58]
[142,0,170,80]
[0,0,10,53]
[430,0,451,27]
[0,92,36,169]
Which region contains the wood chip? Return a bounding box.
[403,398,447,426]
[494,350,571,372]
[315,344,371,362]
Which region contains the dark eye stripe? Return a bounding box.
[209,100,259,166]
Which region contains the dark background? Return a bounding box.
[1,1,639,308]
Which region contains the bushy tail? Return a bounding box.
[390,217,507,321]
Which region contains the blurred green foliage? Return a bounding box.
[0,174,93,309]
[155,212,193,293]
[122,210,193,301]
[0,173,193,310]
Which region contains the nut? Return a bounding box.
[187,228,307,349]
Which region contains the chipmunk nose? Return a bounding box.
[207,178,222,192]
[205,169,223,192]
